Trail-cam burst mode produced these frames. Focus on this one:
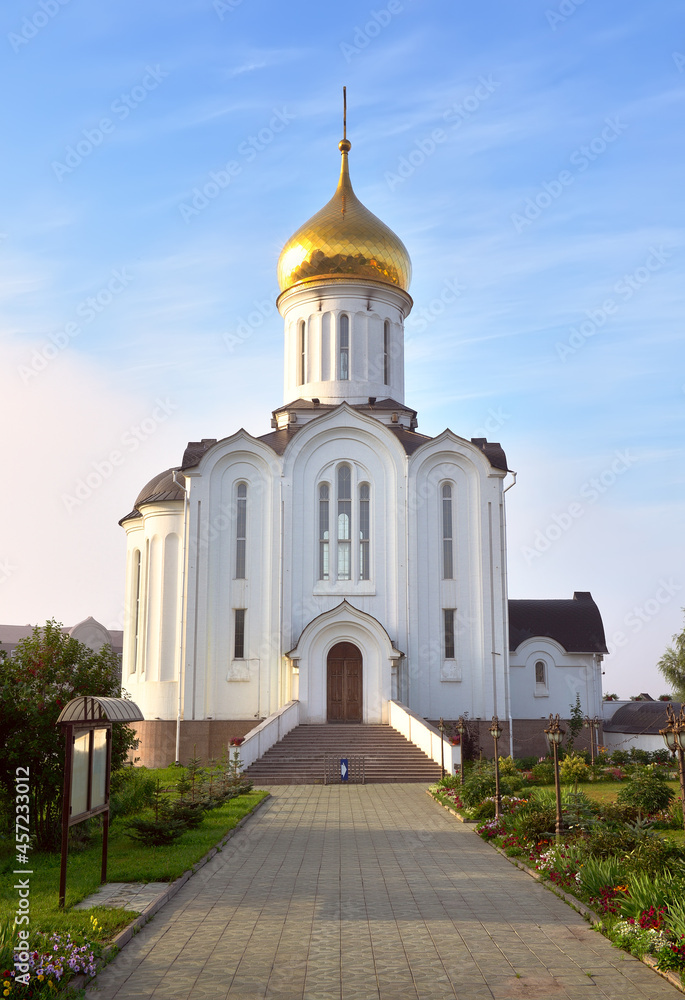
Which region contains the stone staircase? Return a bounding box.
[243,723,443,785]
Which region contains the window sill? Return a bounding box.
[534,689,549,698]
[313,582,376,596]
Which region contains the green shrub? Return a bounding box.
[598,801,640,825]
[436,774,461,789]
[167,800,207,829]
[666,896,685,941]
[508,797,558,841]
[583,822,645,859]
[531,760,555,784]
[461,760,496,806]
[497,755,519,776]
[110,767,158,818]
[460,760,524,806]
[626,835,685,877]
[559,753,589,787]
[617,766,675,815]
[617,871,679,919]
[125,816,187,846]
[576,855,625,900]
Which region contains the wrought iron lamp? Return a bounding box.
[489,715,503,820]
[544,713,565,840]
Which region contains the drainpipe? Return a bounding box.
[172,469,189,765]
[502,471,517,757]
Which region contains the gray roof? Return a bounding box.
[57,695,144,724]
[0,624,123,656]
[508,592,608,653]
[603,701,681,734]
[119,467,186,524]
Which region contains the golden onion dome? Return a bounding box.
[277,138,412,294]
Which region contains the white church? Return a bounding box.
[120,127,607,767]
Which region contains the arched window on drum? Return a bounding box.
[441,484,454,579]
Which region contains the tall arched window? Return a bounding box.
[383,320,390,385]
[339,314,349,380]
[298,319,305,386]
[359,483,370,580]
[235,483,247,578]
[132,550,141,673]
[535,660,546,687]
[442,484,453,579]
[337,464,351,580]
[444,609,456,659]
[319,484,330,580]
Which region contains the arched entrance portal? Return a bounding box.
[327,642,363,722]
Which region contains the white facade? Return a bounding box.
[120,137,606,746]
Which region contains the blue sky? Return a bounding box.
[1,0,683,699]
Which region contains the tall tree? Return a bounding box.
[0,620,137,850]
[658,611,685,701]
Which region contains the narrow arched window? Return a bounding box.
[383,320,390,385]
[319,484,330,580]
[442,484,453,579]
[236,483,247,578]
[535,660,546,686]
[359,483,370,580]
[339,314,349,380]
[132,550,141,673]
[444,609,456,659]
[337,464,351,580]
[234,609,246,659]
[298,319,305,386]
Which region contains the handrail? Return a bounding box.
[388,700,460,774]
[239,701,300,769]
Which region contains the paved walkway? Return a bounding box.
[75,882,170,912]
[85,785,681,1000]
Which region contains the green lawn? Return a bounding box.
[0,790,268,943]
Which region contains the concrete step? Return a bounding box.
[244,723,442,785]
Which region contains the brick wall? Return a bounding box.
[129,719,259,768]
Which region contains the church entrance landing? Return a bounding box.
[326,642,362,722]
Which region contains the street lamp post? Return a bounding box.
[438,717,446,778]
[455,716,467,786]
[544,713,565,841]
[659,704,685,831]
[583,715,595,763]
[592,716,602,756]
[489,716,503,820]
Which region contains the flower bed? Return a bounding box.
[430,763,685,985]
[470,802,685,982]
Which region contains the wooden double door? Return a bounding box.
[326,642,363,723]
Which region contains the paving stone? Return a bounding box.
[85,785,684,1000]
